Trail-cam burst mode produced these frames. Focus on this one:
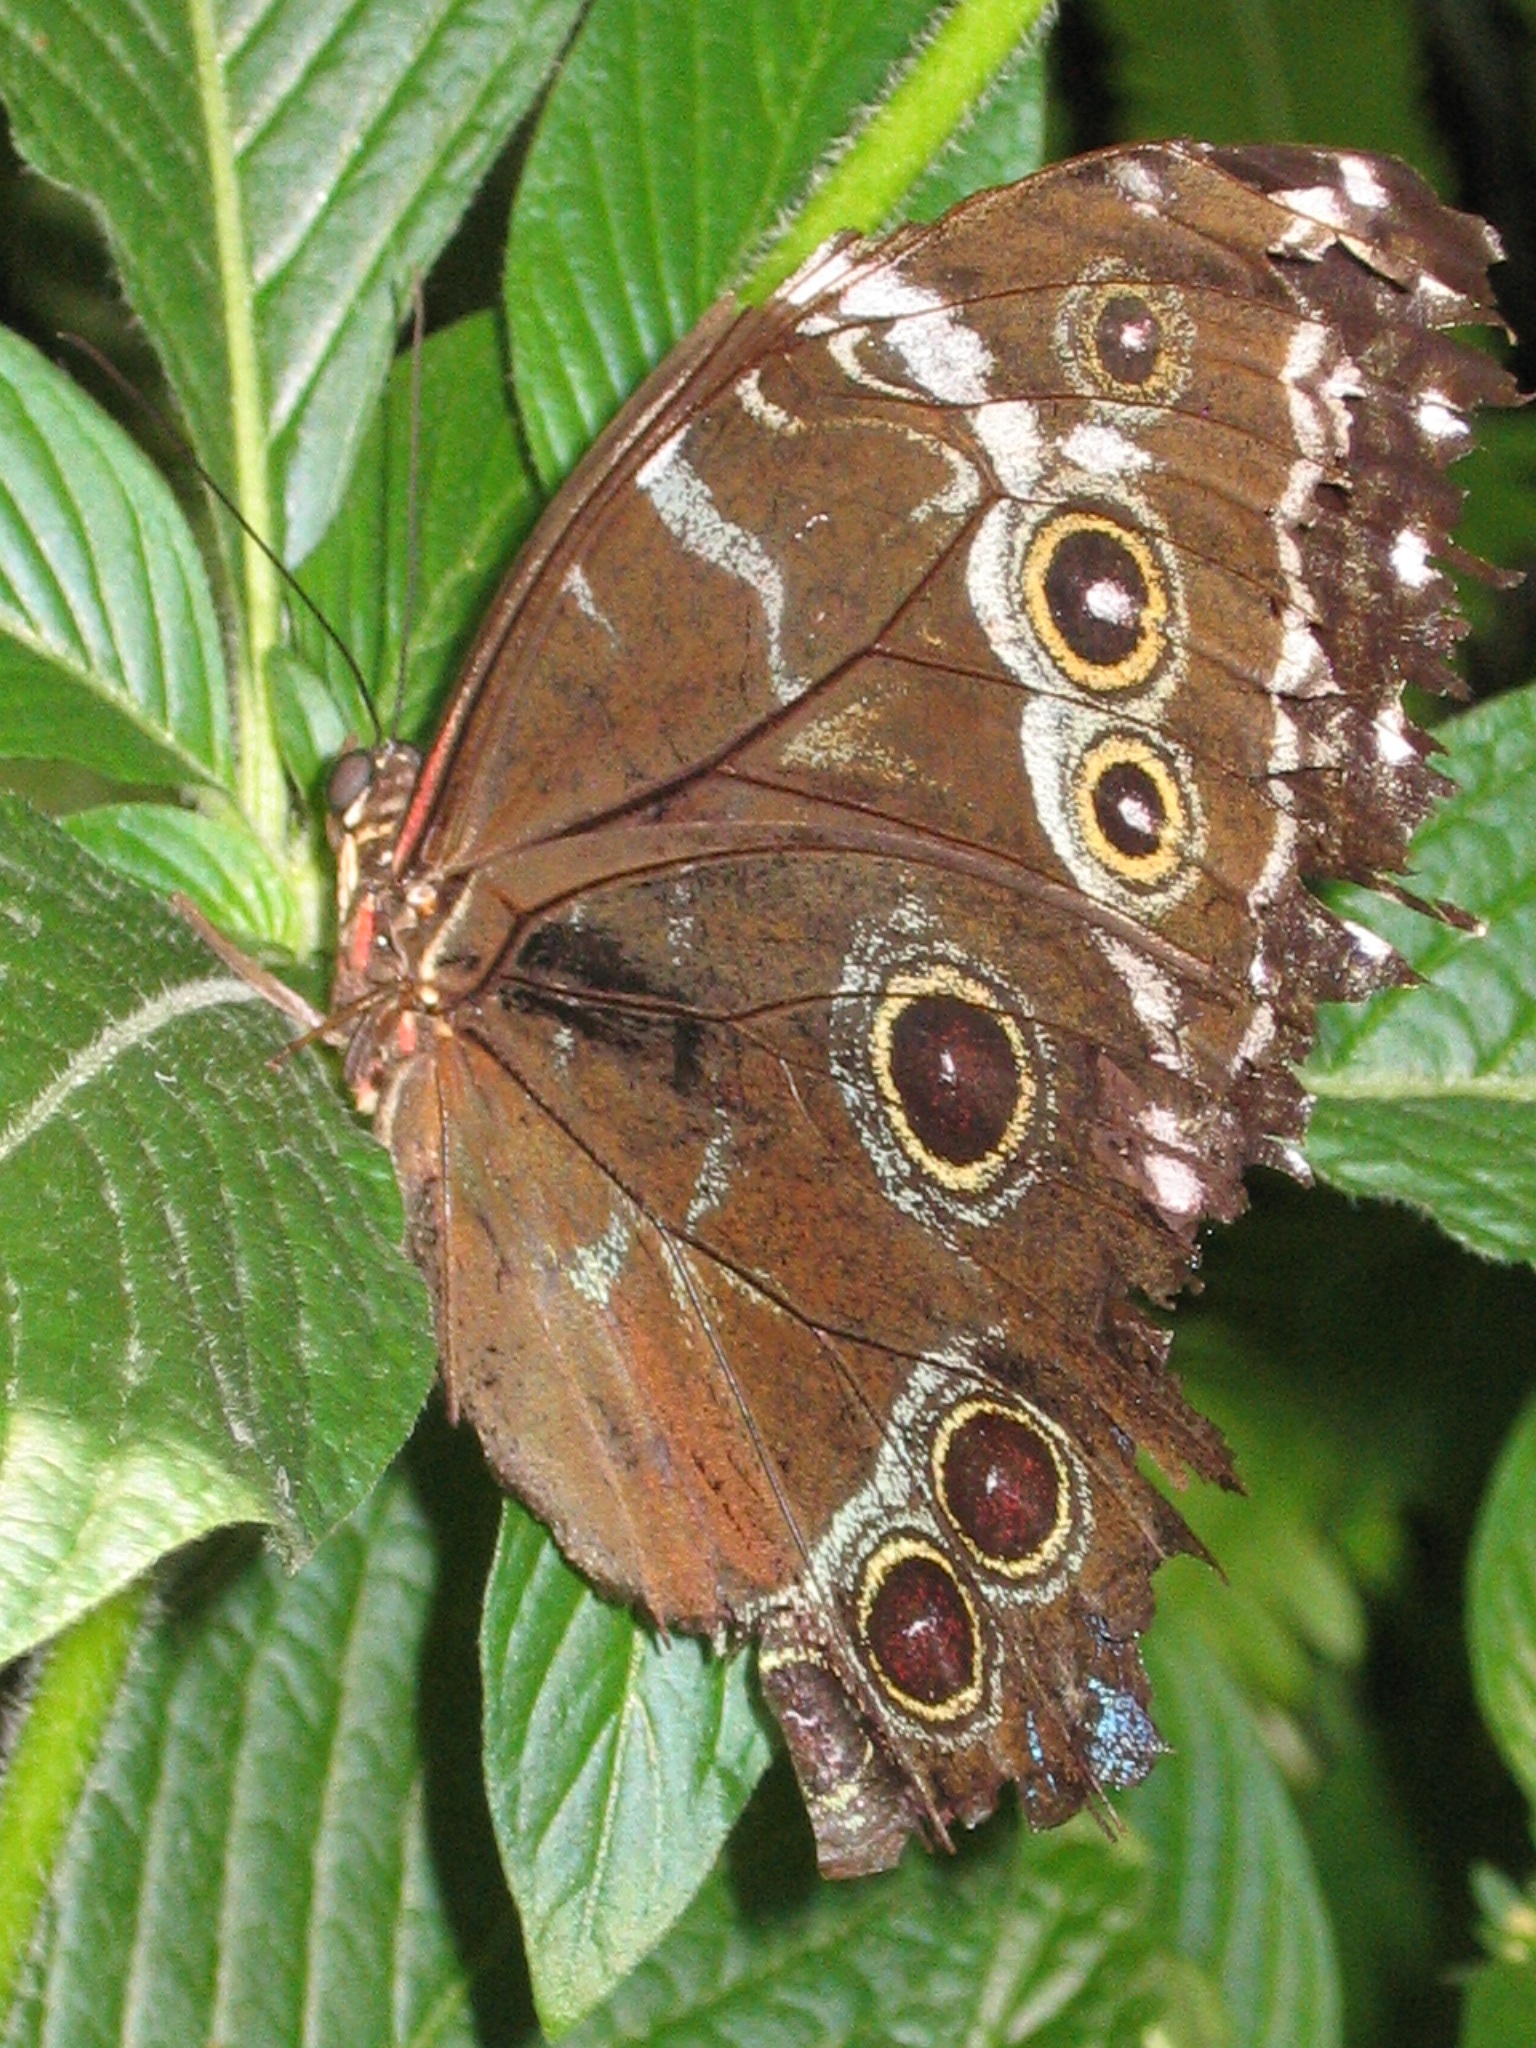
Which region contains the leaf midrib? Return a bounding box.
[189,0,283,842]
[0,975,261,1168]
[1305,1068,1536,1106]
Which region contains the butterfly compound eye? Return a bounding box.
[327,749,375,817]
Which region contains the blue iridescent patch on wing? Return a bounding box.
[1025,1710,1046,1768]
[1086,1678,1162,1785]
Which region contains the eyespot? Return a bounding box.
[1021,510,1168,692]
[1018,694,1205,922]
[933,1399,1077,1579]
[858,1536,983,1721]
[831,920,1056,1230]
[1074,733,1190,885]
[870,967,1037,1194]
[1055,275,1193,403]
[1093,291,1165,387]
[327,748,375,817]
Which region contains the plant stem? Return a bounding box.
[188,0,287,852]
[746,0,1056,298]
[0,1583,147,2015]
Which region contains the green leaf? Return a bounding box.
[0,1469,518,2048]
[1161,1186,1528,2040]
[480,1504,773,2034]
[0,328,230,790]
[1463,1867,1536,2047]
[1167,1348,1375,1713]
[63,802,303,951]
[566,1818,1165,2048]
[0,799,435,1665]
[0,0,581,849]
[1097,0,1446,174]
[1305,684,1536,1268]
[1462,1959,1536,2048]
[1128,1609,1343,2048]
[505,0,958,487]
[1469,1395,1536,1813]
[0,1465,1166,2048]
[0,1585,146,2021]
[1298,1669,1437,2047]
[0,0,580,564]
[1454,410,1536,585]
[291,311,541,756]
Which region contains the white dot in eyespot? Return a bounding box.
[1112,781,1160,841]
[1085,578,1138,628]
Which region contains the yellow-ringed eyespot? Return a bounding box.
[1075,733,1189,885]
[1022,511,1168,692]
[870,966,1035,1193]
[857,1536,983,1720]
[1055,275,1193,403]
[1082,284,1191,399]
[933,1399,1076,1578]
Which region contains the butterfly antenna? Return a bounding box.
[56,332,382,742]
[392,280,426,741]
[171,895,326,1035]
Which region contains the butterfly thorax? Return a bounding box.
[326,740,435,1114]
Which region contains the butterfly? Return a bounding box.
[281,142,1510,1874]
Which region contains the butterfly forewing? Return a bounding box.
[332,142,1514,1874]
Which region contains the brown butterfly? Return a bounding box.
[283,142,1512,1875]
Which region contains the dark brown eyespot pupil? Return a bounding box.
[943,1410,1062,1562]
[1092,758,1167,859]
[1043,527,1149,667]
[866,1555,975,1705]
[1094,293,1161,384]
[327,749,374,815]
[888,994,1019,1165]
